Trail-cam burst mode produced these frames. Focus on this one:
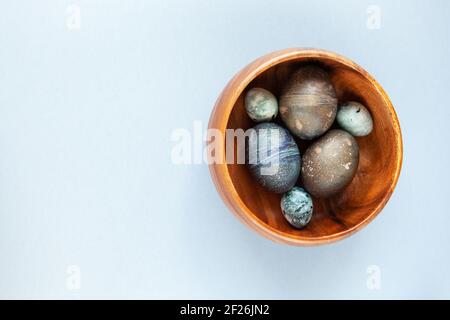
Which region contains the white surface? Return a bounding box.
[0,0,449,299]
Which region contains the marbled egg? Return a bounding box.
[279,65,337,140]
[301,129,359,198]
[337,101,373,136]
[246,122,300,193]
[245,88,278,122]
[281,187,313,229]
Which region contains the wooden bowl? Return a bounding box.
[208,48,402,246]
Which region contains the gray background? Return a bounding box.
[0,0,449,299]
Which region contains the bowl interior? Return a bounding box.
[225,56,400,241]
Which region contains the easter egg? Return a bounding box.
[245,88,278,122]
[336,101,374,136]
[301,129,359,198]
[279,65,337,140]
[246,122,300,193]
[280,187,313,229]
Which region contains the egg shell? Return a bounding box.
[337,101,374,136]
[245,88,278,122]
[301,129,359,198]
[280,187,313,229]
[280,65,337,140]
[246,122,301,193]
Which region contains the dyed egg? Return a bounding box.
[245,88,278,122]
[246,122,300,193]
[301,129,359,198]
[337,101,373,136]
[279,65,337,140]
[280,187,313,229]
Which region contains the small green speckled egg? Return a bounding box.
[280,187,313,229]
[245,88,278,122]
[336,101,373,136]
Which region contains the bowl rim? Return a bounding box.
[208,48,403,246]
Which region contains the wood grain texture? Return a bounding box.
[208,48,403,246]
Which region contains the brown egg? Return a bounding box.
[301,129,359,198]
[280,65,337,140]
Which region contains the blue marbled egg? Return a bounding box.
[336,101,373,136]
[246,122,300,193]
[280,187,313,228]
[245,88,278,122]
